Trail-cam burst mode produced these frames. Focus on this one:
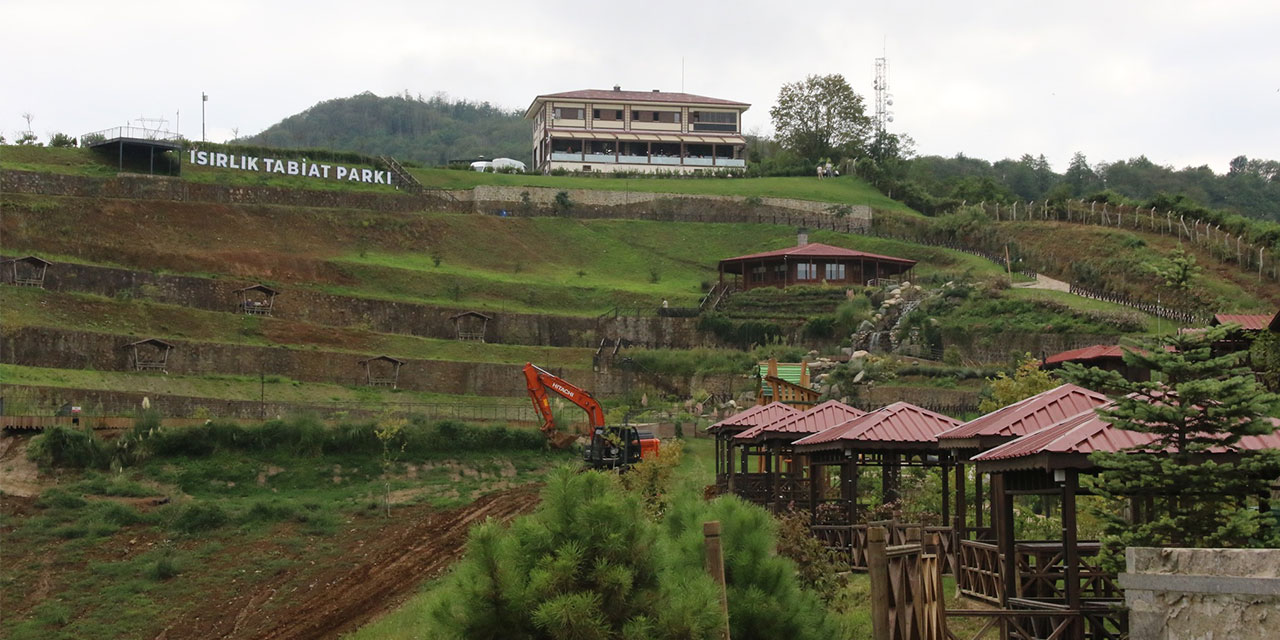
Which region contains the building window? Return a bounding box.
[751,266,767,283]
[616,110,623,119]
[652,112,659,121]
[554,107,584,120]
[825,263,845,280]
[796,263,817,280]
[692,111,736,132]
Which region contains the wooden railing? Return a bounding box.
[772,474,810,510]
[1014,542,1121,601]
[812,520,954,573]
[956,540,1003,604]
[731,473,770,505]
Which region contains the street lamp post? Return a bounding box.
[201,92,208,142]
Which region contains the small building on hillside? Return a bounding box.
[1042,344,1150,381]
[524,86,749,174]
[717,240,916,291]
[755,358,820,410]
[1210,313,1276,354]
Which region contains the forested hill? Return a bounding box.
[241,92,527,166]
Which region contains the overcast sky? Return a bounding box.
[3,0,1277,173]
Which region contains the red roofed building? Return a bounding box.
[525,87,749,174]
[937,383,1111,453]
[706,402,800,495]
[718,241,916,291]
[1042,344,1150,381]
[729,399,866,509]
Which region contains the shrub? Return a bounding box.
[28,426,109,469]
[148,549,181,581]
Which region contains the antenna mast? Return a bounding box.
[873,48,893,135]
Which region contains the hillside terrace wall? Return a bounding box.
[0,327,725,401]
[2,259,706,349]
[941,332,1127,363]
[1,326,598,397]
[1,170,872,230]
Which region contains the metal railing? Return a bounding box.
[80,126,182,145]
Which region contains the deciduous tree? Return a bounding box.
[769,74,870,163]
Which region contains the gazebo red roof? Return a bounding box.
[1044,345,1127,365]
[1213,314,1272,331]
[706,402,800,433]
[971,404,1280,471]
[734,399,865,443]
[719,242,916,267]
[936,384,1110,448]
[793,402,964,451]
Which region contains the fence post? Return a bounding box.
[703,521,732,640]
[868,526,891,640]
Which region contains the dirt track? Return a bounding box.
[153,484,540,640]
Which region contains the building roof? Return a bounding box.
[971,404,1280,470]
[1213,314,1272,331]
[526,89,749,118]
[1044,345,1128,365]
[936,383,1111,448]
[719,242,917,267]
[234,283,279,295]
[706,402,800,433]
[359,355,406,365]
[734,399,866,442]
[3,255,52,266]
[449,311,493,321]
[126,337,175,348]
[793,402,964,451]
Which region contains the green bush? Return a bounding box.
[37,488,87,510]
[28,425,109,469]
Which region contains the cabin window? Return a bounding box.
[796,263,818,280]
[751,266,767,283]
[825,264,846,280]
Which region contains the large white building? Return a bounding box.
[524,87,749,174]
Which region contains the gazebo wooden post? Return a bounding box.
[974,471,985,531]
[764,442,776,510]
[726,438,737,492]
[1062,469,1083,640]
[845,457,858,523]
[881,453,900,504]
[940,458,950,525]
[995,474,1015,606]
[954,459,967,537]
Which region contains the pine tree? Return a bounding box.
[1062,326,1280,568]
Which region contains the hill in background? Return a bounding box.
[241,92,527,166]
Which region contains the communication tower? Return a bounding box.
[873,55,893,133]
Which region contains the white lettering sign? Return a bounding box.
[187,149,394,186]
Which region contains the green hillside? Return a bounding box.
[239,92,529,165]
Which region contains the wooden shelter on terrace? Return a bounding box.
[755,358,820,409]
[717,242,917,291]
[449,311,492,342]
[1042,345,1150,382]
[127,338,174,372]
[793,402,964,571]
[706,402,800,494]
[968,405,1280,638]
[234,284,278,316]
[1210,313,1275,354]
[3,256,51,288]
[732,399,866,510]
[358,355,405,388]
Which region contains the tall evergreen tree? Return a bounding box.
[1062,326,1280,569]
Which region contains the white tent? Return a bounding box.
[469,160,493,172]
[490,157,527,172]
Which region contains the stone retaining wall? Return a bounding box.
[1121,547,1280,640]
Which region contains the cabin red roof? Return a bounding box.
[734,399,866,442]
[706,402,800,433]
[719,242,917,266]
[936,384,1110,446]
[971,404,1280,464]
[793,402,964,449]
[1044,345,1127,365]
[1213,314,1272,331]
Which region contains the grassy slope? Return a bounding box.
[1,287,593,368]
[0,146,911,210]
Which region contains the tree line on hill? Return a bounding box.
[240,91,529,166]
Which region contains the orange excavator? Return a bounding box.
[522,362,660,469]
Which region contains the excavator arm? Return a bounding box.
[523,362,605,449]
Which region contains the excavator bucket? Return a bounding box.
[547,431,579,449]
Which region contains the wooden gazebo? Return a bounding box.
[793,402,964,570]
[756,358,820,409]
[732,399,866,510]
[717,242,917,291]
[449,311,492,342]
[234,284,278,316]
[706,402,800,494]
[359,355,405,388]
[4,256,51,288]
[127,338,174,372]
